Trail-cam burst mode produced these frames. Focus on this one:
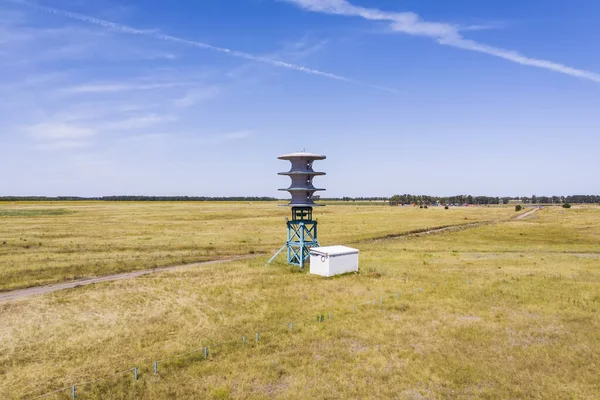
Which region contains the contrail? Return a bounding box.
[5,0,399,93]
[284,0,600,84]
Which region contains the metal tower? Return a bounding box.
[267,152,326,267]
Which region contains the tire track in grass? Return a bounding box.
[359,207,541,244]
[0,254,262,303]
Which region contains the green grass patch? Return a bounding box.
[0,209,74,217]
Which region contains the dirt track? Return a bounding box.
[366,207,541,243]
[0,255,260,304]
[513,207,540,220]
[0,207,542,304]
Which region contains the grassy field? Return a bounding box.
[0,204,599,398]
[0,202,513,291]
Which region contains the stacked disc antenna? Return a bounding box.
[267,152,326,267]
[278,152,326,207]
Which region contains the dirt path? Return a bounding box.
[1,208,542,304]
[364,221,489,243]
[364,207,541,244]
[513,207,541,220]
[0,254,260,304]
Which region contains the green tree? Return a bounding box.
[389,195,401,206]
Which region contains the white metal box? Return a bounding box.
[309,245,359,277]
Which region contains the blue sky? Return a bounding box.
[1,0,599,198]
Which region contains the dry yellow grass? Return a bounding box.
[0,201,512,291]
[0,205,598,399]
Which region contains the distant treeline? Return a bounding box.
[1,195,599,204]
[320,197,388,202]
[387,194,600,206]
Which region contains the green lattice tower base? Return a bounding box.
[286,207,319,267]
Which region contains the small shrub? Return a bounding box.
[363,267,382,278]
[211,387,231,400]
[395,303,409,312]
[562,203,572,209]
[515,205,523,211]
[445,205,449,209]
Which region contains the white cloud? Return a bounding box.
[283,0,600,83]
[27,122,96,140]
[35,140,92,151]
[122,133,168,142]
[102,114,178,130]
[440,37,600,83]
[25,122,96,151]
[121,130,252,146]
[8,0,398,92]
[174,86,222,107]
[64,82,189,94]
[461,22,507,32]
[272,36,329,61]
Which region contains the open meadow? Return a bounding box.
[0,202,512,291]
[0,203,599,398]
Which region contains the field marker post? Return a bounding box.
[204,347,208,359]
[71,386,76,399]
[255,332,259,343]
[134,367,138,380]
[289,323,293,332]
[420,287,423,293]
[242,336,246,345]
[153,361,157,374]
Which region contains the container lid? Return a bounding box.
[310,245,359,256]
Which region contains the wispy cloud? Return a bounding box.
[0,8,227,152]
[462,22,508,32]
[6,0,398,92]
[35,140,92,151]
[64,82,189,94]
[27,122,96,140]
[272,36,330,62]
[102,114,178,130]
[26,122,96,151]
[122,130,252,147]
[174,86,222,107]
[282,0,600,83]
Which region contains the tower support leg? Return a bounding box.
[267,207,320,268]
[265,244,287,265]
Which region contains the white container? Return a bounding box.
[309,245,359,277]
